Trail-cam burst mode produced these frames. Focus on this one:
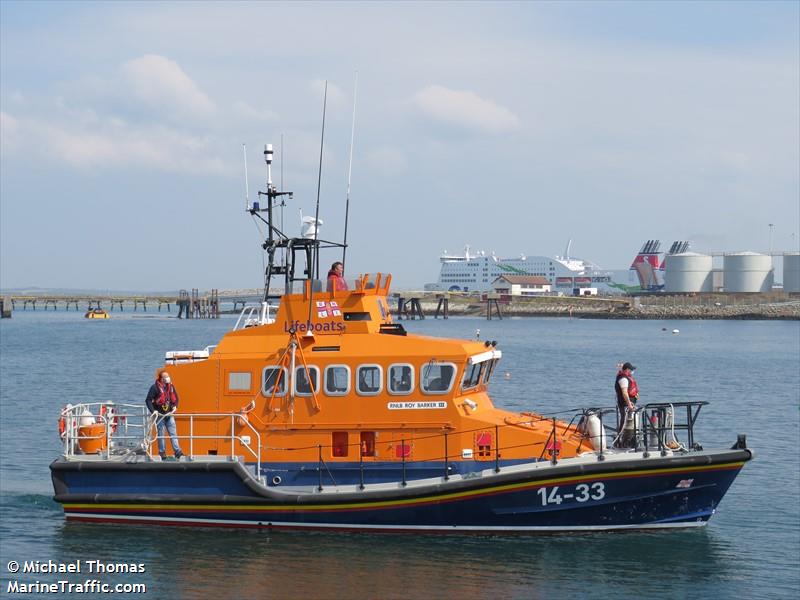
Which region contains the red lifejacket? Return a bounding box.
[615,370,639,404]
[154,382,178,410]
[327,270,348,292]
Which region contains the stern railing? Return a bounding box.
[59,403,264,483]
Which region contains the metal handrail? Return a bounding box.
[167,413,263,481]
[60,403,264,483]
[233,302,276,330]
[60,400,711,489]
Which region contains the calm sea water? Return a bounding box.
[1,311,798,599]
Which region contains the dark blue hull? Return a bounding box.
[51,449,751,532]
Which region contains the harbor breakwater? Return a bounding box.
[3,291,798,320]
[404,293,800,320]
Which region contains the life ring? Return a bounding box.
[58,416,66,439]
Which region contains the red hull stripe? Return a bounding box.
[64,515,709,533]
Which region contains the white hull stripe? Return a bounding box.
[66,512,709,532]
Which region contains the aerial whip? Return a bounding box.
[342,71,358,268]
[312,80,328,281]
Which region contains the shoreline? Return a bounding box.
[403,295,800,321]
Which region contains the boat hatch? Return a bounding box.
[379,323,407,336]
[165,346,215,364]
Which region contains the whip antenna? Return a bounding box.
[313,80,328,280]
[280,134,285,265]
[342,71,358,268]
[242,143,250,211]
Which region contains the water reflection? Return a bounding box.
[39,523,742,600]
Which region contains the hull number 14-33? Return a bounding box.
[537,482,606,506]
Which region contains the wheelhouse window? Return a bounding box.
[461,362,484,391]
[388,364,414,395]
[421,362,456,394]
[262,366,287,396]
[357,365,382,395]
[294,366,319,396]
[325,365,350,396]
[482,358,498,384]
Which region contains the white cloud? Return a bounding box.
[410,85,520,135]
[120,54,216,118]
[363,146,407,175]
[0,111,20,138]
[2,111,228,175]
[232,100,278,122]
[0,111,23,160]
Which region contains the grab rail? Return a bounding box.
[169,413,263,481]
[59,400,711,489]
[233,302,276,330]
[59,403,264,483]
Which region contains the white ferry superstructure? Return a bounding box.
[424,243,633,294]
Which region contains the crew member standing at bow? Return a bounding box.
[146,370,184,460]
[326,261,348,292]
[614,362,640,448]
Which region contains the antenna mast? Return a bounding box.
[242,91,347,305]
[342,71,358,268]
[253,144,293,301]
[280,134,285,266]
[313,81,328,280]
[242,143,250,211]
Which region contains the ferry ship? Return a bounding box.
[424,243,632,294]
[50,142,751,533]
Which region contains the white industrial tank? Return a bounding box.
[723,252,774,292]
[664,252,713,293]
[784,253,800,293]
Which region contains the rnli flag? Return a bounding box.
[316,300,341,319]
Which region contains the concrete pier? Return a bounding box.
[2,291,221,318]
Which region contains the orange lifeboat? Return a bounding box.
[50,140,752,533]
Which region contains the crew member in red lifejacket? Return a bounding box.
[614,362,639,447]
[326,261,348,292]
[146,370,184,460]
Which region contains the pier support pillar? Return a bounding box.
[434,294,449,319]
[486,294,502,320]
[397,296,425,320]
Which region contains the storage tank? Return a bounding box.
[664,252,713,292]
[723,252,773,292]
[784,253,800,292]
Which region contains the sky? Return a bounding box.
[1,0,798,291]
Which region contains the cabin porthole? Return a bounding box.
[272,475,282,485]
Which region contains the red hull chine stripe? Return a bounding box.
[64,514,710,533]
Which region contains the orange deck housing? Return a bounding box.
[161,274,587,465]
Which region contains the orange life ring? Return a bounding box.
[58,416,66,438]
